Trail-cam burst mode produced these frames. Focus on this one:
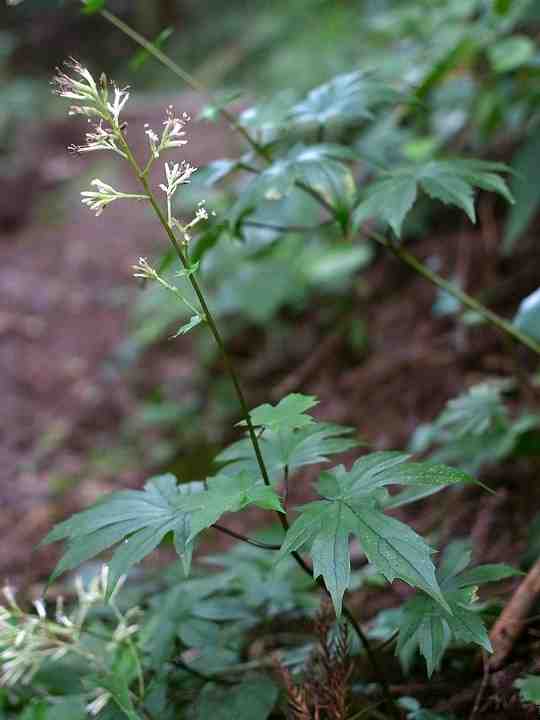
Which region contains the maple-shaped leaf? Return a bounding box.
[276,452,474,616]
[43,473,283,596]
[240,393,319,432]
[288,70,401,129]
[397,540,521,676]
[229,144,357,228]
[353,158,513,237]
[218,419,360,484]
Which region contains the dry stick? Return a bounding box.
[489,556,540,670]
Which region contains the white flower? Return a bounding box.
[52,58,99,105]
[86,688,112,716]
[107,84,130,125]
[81,179,149,216]
[145,124,160,158]
[132,256,157,280]
[2,585,18,610]
[69,121,126,158]
[160,160,197,197]
[32,599,46,620]
[160,107,190,152]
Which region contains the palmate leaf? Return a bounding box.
[353,158,513,237]
[43,473,283,595]
[217,420,360,484]
[277,452,475,616]
[513,287,540,343]
[515,675,540,707]
[436,381,510,437]
[229,144,357,229]
[288,70,401,129]
[239,393,319,432]
[194,676,278,720]
[397,541,520,676]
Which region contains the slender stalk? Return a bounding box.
[99,8,271,162]
[367,230,540,356]
[119,138,398,716]
[99,1,539,361]
[91,44,400,712]
[212,523,281,550]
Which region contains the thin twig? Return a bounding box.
[366,229,540,356]
[469,653,489,720]
[100,8,271,162]
[212,523,281,550]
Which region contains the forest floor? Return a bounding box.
[2,98,540,718]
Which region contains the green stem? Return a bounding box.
[105,62,399,718]
[212,523,281,550]
[99,8,271,162]
[367,230,540,356]
[119,138,398,717]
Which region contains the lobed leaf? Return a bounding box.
[44,472,282,596]
[354,158,513,238]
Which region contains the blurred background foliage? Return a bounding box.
[2,0,540,484]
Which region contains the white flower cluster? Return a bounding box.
[54,59,211,232]
[0,567,139,716]
[145,107,190,161]
[81,179,148,217]
[53,58,129,127]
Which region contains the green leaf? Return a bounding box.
[397,542,503,676]
[354,159,513,238]
[218,420,360,484]
[91,673,142,720]
[353,175,417,237]
[199,91,244,123]
[229,144,356,227]
[45,472,282,595]
[129,28,174,71]
[456,564,522,587]
[240,393,319,432]
[503,130,540,253]
[289,71,400,129]
[494,0,512,15]
[515,675,540,706]
[488,36,535,73]
[194,676,278,720]
[171,314,204,338]
[513,287,540,342]
[81,0,105,14]
[278,454,471,615]
[436,381,510,437]
[397,594,452,677]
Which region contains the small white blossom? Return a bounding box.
[87,688,112,716]
[132,256,157,280]
[145,126,160,158]
[32,599,46,620]
[160,108,190,152]
[107,84,130,125]
[2,585,18,610]
[160,160,197,197]
[52,58,99,106]
[81,179,149,216]
[69,121,126,158]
